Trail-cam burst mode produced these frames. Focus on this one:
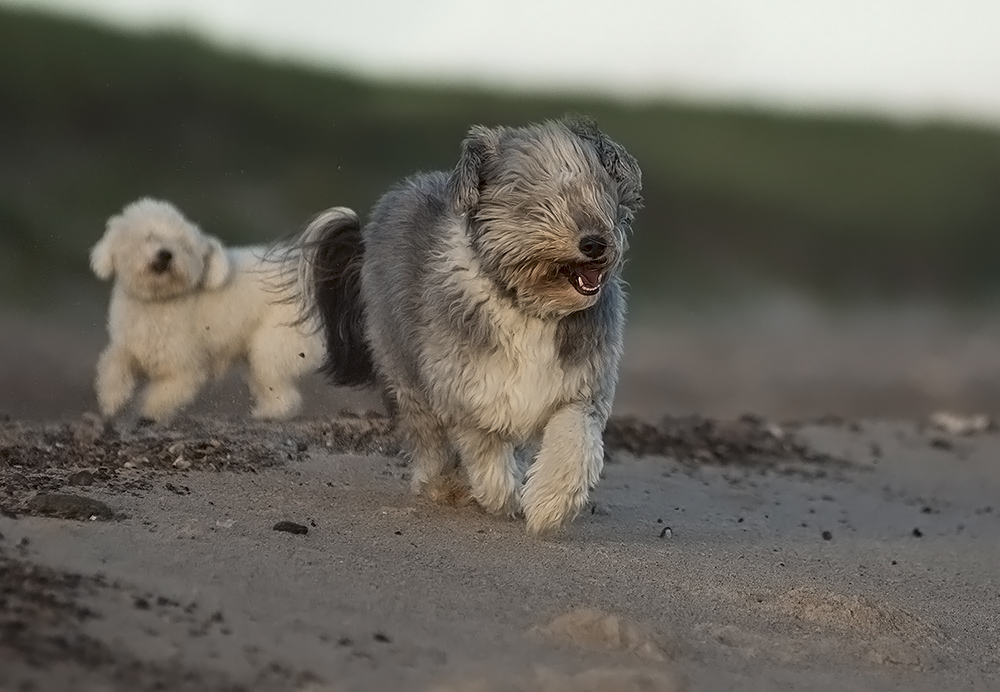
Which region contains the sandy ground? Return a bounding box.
[1,305,1000,691]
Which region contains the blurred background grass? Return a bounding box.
[4,7,1000,316]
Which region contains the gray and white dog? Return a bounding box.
[301,118,642,535]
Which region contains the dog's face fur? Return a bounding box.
[447,119,643,318]
[90,198,231,301]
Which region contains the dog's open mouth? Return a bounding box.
[561,265,605,296]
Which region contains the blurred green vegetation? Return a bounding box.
[2,7,1000,312]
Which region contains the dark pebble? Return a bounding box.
[373,632,392,643]
[273,521,308,535]
[134,596,151,610]
[929,437,952,450]
[912,527,923,538]
[68,470,95,486]
[26,493,113,521]
[821,530,832,540]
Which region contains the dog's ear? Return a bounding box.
[565,118,644,219]
[447,125,500,215]
[90,232,115,281]
[203,236,231,290]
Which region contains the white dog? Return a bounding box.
[90,197,340,422]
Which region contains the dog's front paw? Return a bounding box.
[520,479,588,537]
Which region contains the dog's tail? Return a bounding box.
[297,207,377,387]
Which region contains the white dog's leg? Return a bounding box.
[521,403,604,536]
[95,346,137,418]
[139,372,206,423]
[247,333,311,419]
[453,427,519,516]
[248,377,302,419]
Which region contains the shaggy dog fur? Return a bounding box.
[91,198,341,422]
[300,119,642,535]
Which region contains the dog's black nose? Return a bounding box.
[578,235,608,260]
[151,249,173,273]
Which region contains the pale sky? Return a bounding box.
[7,0,1000,127]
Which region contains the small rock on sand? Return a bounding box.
[67,470,95,486]
[273,521,308,535]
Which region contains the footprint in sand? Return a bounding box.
[429,666,684,692]
[531,607,681,663]
[700,586,944,671]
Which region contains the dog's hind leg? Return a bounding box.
[95,346,137,418]
[453,427,519,516]
[397,393,461,503]
[139,371,207,423]
[521,403,605,536]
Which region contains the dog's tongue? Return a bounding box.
[579,268,602,290]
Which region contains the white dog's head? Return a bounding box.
[90,198,231,301]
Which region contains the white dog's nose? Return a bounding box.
[151,249,173,273]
